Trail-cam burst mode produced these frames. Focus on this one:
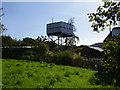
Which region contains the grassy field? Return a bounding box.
[2,59,115,88]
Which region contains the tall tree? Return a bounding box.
[88,1,120,86]
[88,2,120,32]
[36,35,47,42]
[65,17,79,46]
[0,8,7,34]
[65,36,79,46]
[2,35,18,47]
[22,37,38,46]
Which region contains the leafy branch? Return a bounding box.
[88,2,120,32]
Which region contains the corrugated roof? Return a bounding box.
[88,46,104,52]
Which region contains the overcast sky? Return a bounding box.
[2,1,110,45]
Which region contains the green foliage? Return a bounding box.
[0,24,7,34]
[102,36,120,86]
[23,37,39,46]
[88,2,120,32]
[53,51,74,65]
[87,2,120,87]
[46,41,58,52]
[21,54,35,61]
[34,43,49,60]
[2,35,18,47]
[50,50,100,70]
[36,35,47,42]
[0,8,7,34]
[89,71,114,86]
[2,59,116,88]
[2,35,102,70]
[20,41,32,46]
[20,49,35,60]
[65,36,79,46]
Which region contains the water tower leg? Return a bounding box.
[61,37,62,50]
[58,35,60,46]
[61,37,62,46]
[48,36,49,42]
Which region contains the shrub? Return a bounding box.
[44,51,54,63]
[34,43,49,61]
[21,54,35,60]
[102,36,120,86]
[53,51,74,65]
[20,49,35,60]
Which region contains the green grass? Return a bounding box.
[2,59,115,88]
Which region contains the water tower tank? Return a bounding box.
[47,21,74,37]
[112,27,120,36]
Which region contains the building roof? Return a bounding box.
[88,46,104,52]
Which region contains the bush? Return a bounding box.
[53,51,74,65]
[102,35,120,86]
[52,51,97,69]
[34,43,49,61]
[20,49,35,60]
[21,54,35,60]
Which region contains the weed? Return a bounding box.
[64,71,73,77]
[2,59,117,88]
[74,71,79,75]
[16,63,20,66]
[49,78,57,85]
[16,81,22,85]
[54,74,63,82]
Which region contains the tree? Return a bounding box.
[36,35,47,42]
[0,8,7,34]
[88,2,120,32]
[34,42,49,60]
[46,41,58,52]
[64,17,79,46]
[102,36,120,85]
[0,24,7,34]
[22,37,38,46]
[2,35,18,47]
[88,1,120,86]
[65,35,79,46]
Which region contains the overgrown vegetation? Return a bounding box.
[101,36,120,86]
[88,2,120,32]
[53,51,74,65]
[2,1,120,88]
[88,2,120,87]
[2,59,116,88]
[2,35,103,70]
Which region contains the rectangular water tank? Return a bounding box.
[112,27,120,36]
[47,21,74,36]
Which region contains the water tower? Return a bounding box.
[112,27,120,36]
[46,21,75,46]
[111,5,120,37]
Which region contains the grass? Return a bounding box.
[2,59,115,88]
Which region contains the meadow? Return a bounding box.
[2,59,115,88]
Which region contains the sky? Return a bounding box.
[2,1,110,45]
